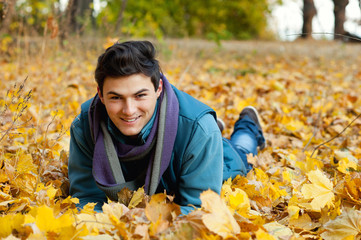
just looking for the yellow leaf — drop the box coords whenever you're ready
[0,198,30,213]
[46,185,58,200]
[81,234,115,240]
[50,109,64,118]
[128,187,145,209]
[255,229,277,240]
[200,190,240,238]
[35,205,73,233]
[269,182,288,201]
[149,214,169,236]
[334,150,359,174]
[263,222,293,239]
[284,118,305,132]
[253,167,269,183]
[15,153,37,175]
[62,196,79,205]
[103,37,118,49]
[0,214,25,238]
[0,170,9,183]
[337,158,358,174]
[296,157,324,173]
[102,202,128,219]
[75,213,98,232]
[228,188,250,215]
[81,202,97,214]
[24,214,36,225]
[145,193,180,223]
[321,208,361,240]
[282,170,292,183]
[289,213,321,230]
[287,205,300,220]
[95,213,114,231]
[221,182,250,216]
[301,169,335,211]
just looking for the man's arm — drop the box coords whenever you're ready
[68,114,107,212]
[178,114,223,214]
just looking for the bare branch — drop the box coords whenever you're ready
[310,112,361,158]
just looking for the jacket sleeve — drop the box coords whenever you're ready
[68,114,107,212]
[178,114,223,214]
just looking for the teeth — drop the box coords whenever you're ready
[122,117,137,122]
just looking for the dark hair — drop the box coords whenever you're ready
[95,41,161,94]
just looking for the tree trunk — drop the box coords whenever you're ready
[67,0,93,34]
[333,0,349,40]
[115,0,128,33]
[301,0,317,38]
[0,0,17,34]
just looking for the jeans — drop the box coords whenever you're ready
[229,115,265,170]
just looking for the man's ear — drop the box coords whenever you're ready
[97,86,104,104]
[156,79,163,98]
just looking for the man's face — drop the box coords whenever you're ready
[98,74,162,137]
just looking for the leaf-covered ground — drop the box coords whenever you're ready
[1,38,361,239]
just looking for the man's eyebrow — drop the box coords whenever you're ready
[106,88,149,96]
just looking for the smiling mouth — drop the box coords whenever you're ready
[121,116,141,123]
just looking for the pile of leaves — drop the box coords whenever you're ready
[1,38,361,239]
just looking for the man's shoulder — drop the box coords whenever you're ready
[71,98,93,137]
[80,97,94,113]
[172,86,216,121]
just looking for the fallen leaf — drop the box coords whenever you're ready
[301,169,335,211]
[200,190,240,238]
[321,208,361,240]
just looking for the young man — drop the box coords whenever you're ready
[68,41,265,214]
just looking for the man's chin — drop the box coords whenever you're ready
[119,128,141,137]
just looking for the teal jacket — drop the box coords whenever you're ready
[68,86,248,214]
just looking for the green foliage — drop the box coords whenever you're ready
[1,0,273,40]
[96,0,272,40]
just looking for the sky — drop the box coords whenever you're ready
[270,0,361,40]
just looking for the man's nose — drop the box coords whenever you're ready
[122,100,136,115]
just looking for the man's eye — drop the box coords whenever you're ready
[136,94,146,98]
[110,96,120,100]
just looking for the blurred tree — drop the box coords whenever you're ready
[1,0,275,41]
[66,0,93,33]
[0,0,17,34]
[96,0,272,40]
[333,0,349,40]
[301,0,316,38]
[115,0,127,33]
[1,0,63,35]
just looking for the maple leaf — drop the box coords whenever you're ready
[2,39,361,239]
[289,213,321,231]
[334,150,359,174]
[200,190,240,238]
[343,177,361,204]
[255,229,277,240]
[102,202,129,219]
[287,205,300,220]
[263,222,294,239]
[34,205,74,233]
[128,187,147,209]
[0,214,24,238]
[321,208,361,240]
[301,169,335,211]
[117,187,133,207]
[145,193,180,222]
[222,182,250,216]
